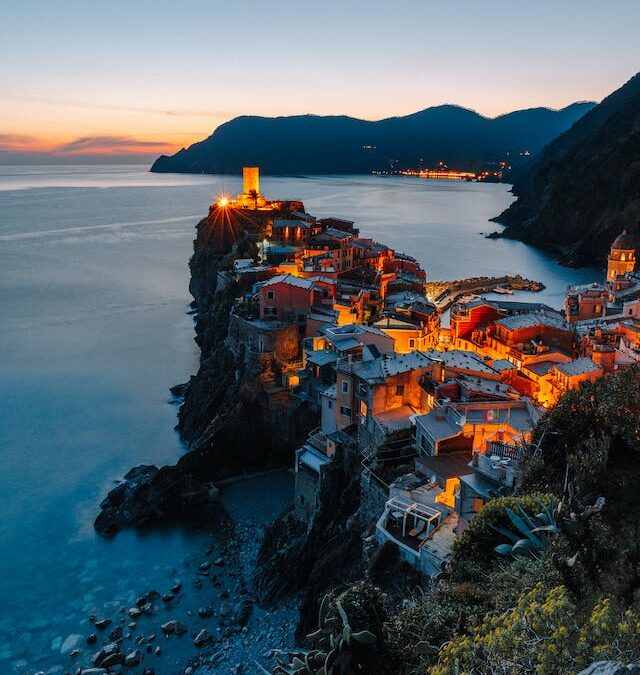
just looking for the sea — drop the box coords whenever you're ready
[0,165,599,674]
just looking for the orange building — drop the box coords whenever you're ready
[607,230,636,281]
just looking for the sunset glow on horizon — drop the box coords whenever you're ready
[2,0,639,163]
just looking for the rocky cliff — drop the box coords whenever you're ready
[95,205,316,536]
[493,72,640,266]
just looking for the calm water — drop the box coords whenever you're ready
[0,166,598,674]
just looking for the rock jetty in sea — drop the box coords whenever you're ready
[94,464,219,537]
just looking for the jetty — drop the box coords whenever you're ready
[425,274,545,311]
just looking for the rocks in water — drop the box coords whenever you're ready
[94,619,111,630]
[171,582,182,594]
[199,561,211,571]
[162,593,173,603]
[124,649,142,666]
[170,382,190,400]
[193,628,211,647]
[80,669,107,675]
[142,602,153,616]
[198,606,213,618]
[175,621,188,636]
[128,606,142,618]
[233,598,253,627]
[213,557,225,567]
[94,464,218,537]
[161,620,177,635]
[86,634,97,645]
[71,649,80,658]
[108,625,123,641]
[92,642,120,667]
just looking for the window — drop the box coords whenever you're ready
[267,291,274,300]
[409,339,416,349]
[395,385,405,396]
[264,307,277,316]
[328,400,333,409]
[340,405,352,418]
[341,380,350,394]
[358,383,367,397]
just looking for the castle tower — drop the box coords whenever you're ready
[607,229,636,281]
[243,167,260,195]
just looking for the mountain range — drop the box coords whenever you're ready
[150,102,595,175]
[493,72,640,267]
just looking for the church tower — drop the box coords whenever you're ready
[607,229,636,281]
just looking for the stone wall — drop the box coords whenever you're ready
[226,314,299,365]
[359,471,389,530]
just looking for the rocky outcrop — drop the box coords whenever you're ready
[253,441,364,638]
[492,71,640,267]
[94,465,219,537]
[95,204,316,536]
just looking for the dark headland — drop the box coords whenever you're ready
[150,102,594,176]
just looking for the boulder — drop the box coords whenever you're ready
[161,620,177,635]
[193,628,211,647]
[92,642,120,666]
[124,649,142,667]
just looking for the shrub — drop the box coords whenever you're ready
[429,583,640,675]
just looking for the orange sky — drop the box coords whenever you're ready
[2,1,638,161]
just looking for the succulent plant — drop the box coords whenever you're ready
[493,498,559,559]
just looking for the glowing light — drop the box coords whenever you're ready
[217,195,229,207]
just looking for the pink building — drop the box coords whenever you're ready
[259,275,314,321]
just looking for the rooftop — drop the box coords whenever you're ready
[490,359,517,372]
[350,351,435,383]
[553,357,602,377]
[306,349,339,367]
[423,349,498,375]
[524,360,558,376]
[416,452,475,479]
[495,311,570,331]
[374,406,417,434]
[415,410,462,442]
[262,274,314,290]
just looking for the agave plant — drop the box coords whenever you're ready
[493,498,559,559]
[256,592,377,675]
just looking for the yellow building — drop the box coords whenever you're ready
[234,166,267,208]
[607,230,636,281]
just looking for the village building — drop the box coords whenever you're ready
[607,229,636,281]
[371,306,440,353]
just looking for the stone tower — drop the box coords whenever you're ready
[243,167,260,195]
[607,229,636,281]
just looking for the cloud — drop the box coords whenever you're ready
[57,135,168,154]
[6,94,235,120]
[0,133,42,152]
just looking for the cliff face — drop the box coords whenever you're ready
[95,206,316,535]
[150,103,594,176]
[253,441,364,639]
[494,72,640,266]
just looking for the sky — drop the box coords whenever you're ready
[1,0,638,164]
